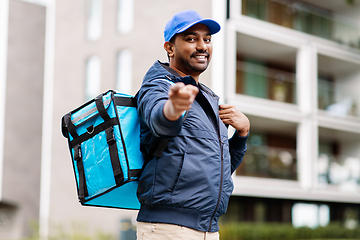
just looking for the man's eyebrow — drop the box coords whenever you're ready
[183,32,212,37]
[184,32,196,36]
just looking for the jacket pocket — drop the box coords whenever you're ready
[170,151,186,194]
[171,135,221,211]
[150,136,187,204]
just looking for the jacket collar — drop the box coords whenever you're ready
[144,60,219,100]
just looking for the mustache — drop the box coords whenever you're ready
[190,51,210,58]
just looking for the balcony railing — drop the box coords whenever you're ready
[241,0,360,49]
[236,145,297,180]
[236,59,297,103]
[318,78,360,118]
[318,153,360,191]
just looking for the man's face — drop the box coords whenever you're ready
[170,24,213,77]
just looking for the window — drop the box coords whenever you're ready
[292,203,330,228]
[318,128,360,191]
[87,0,102,41]
[116,49,132,94]
[85,56,101,100]
[318,54,360,119]
[236,116,298,181]
[235,33,297,104]
[117,0,134,34]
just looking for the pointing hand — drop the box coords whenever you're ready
[163,82,199,121]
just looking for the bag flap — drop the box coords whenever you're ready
[71,91,113,127]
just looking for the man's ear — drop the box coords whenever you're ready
[164,41,174,58]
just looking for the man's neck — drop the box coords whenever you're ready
[169,65,200,83]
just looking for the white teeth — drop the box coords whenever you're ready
[195,56,206,59]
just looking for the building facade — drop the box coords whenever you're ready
[0,0,359,239]
[225,0,360,228]
[0,0,45,239]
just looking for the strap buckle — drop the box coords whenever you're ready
[74,144,82,161]
[106,127,116,145]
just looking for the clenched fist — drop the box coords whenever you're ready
[163,82,199,121]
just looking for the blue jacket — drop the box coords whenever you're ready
[136,61,247,232]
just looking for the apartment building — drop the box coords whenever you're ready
[0,0,45,239]
[0,0,359,239]
[224,0,360,228]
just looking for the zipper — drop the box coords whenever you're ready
[207,100,224,232]
[194,85,224,232]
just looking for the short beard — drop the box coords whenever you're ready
[180,53,210,73]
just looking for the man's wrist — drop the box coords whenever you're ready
[163,100,182,121]
[236,129,249,137]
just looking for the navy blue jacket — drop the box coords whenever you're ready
[136,61,247,232]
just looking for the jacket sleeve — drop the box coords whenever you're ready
[137,79,185,138]
[228,132,248,174]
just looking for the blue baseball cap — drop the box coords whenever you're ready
[164,10,221,42]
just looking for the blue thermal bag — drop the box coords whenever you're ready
[61,90,143,209]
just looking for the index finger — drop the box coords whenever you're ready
[182,84,199,95]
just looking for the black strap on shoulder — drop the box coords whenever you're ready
[114,96,137,107]
[73,144,88,202]
[153,139,169,157]
[142,137,169,172]
[129,169,142,178]
[139,74,188,171]
[105,127,124,185]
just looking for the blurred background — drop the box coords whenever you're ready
[0,0,360,239]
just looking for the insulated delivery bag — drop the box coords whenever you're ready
[61,90,144,210]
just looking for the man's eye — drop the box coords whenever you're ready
[205,38,211,43]
[186,37,196,41]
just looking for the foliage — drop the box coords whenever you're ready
[20,221,116,240]
[219,222,360,240]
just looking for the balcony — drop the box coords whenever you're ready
[236,115,298,181]
[236,59,296,104]
[240,0,360,50]
[318,53,360,120]
[317,127,360,192]
[236,143,297,180]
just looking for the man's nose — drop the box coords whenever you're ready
[196,39,207,52]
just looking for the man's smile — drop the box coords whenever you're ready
[191,52,210,61]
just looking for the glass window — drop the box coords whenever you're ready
[318,127,360,192]
[236,116,298,180]
[236,58,296,103]
[85,56,101,100]
[235,33,297,104]
[117,0,134,34]
[318,54,360,119]
[116,49,132,94]
[87,0,102,41]
[344,206,360,229]
[292,203,330,228]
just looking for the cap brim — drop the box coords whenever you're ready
[169,19,221,41]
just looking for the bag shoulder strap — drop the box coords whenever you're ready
[139,74,182,170]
